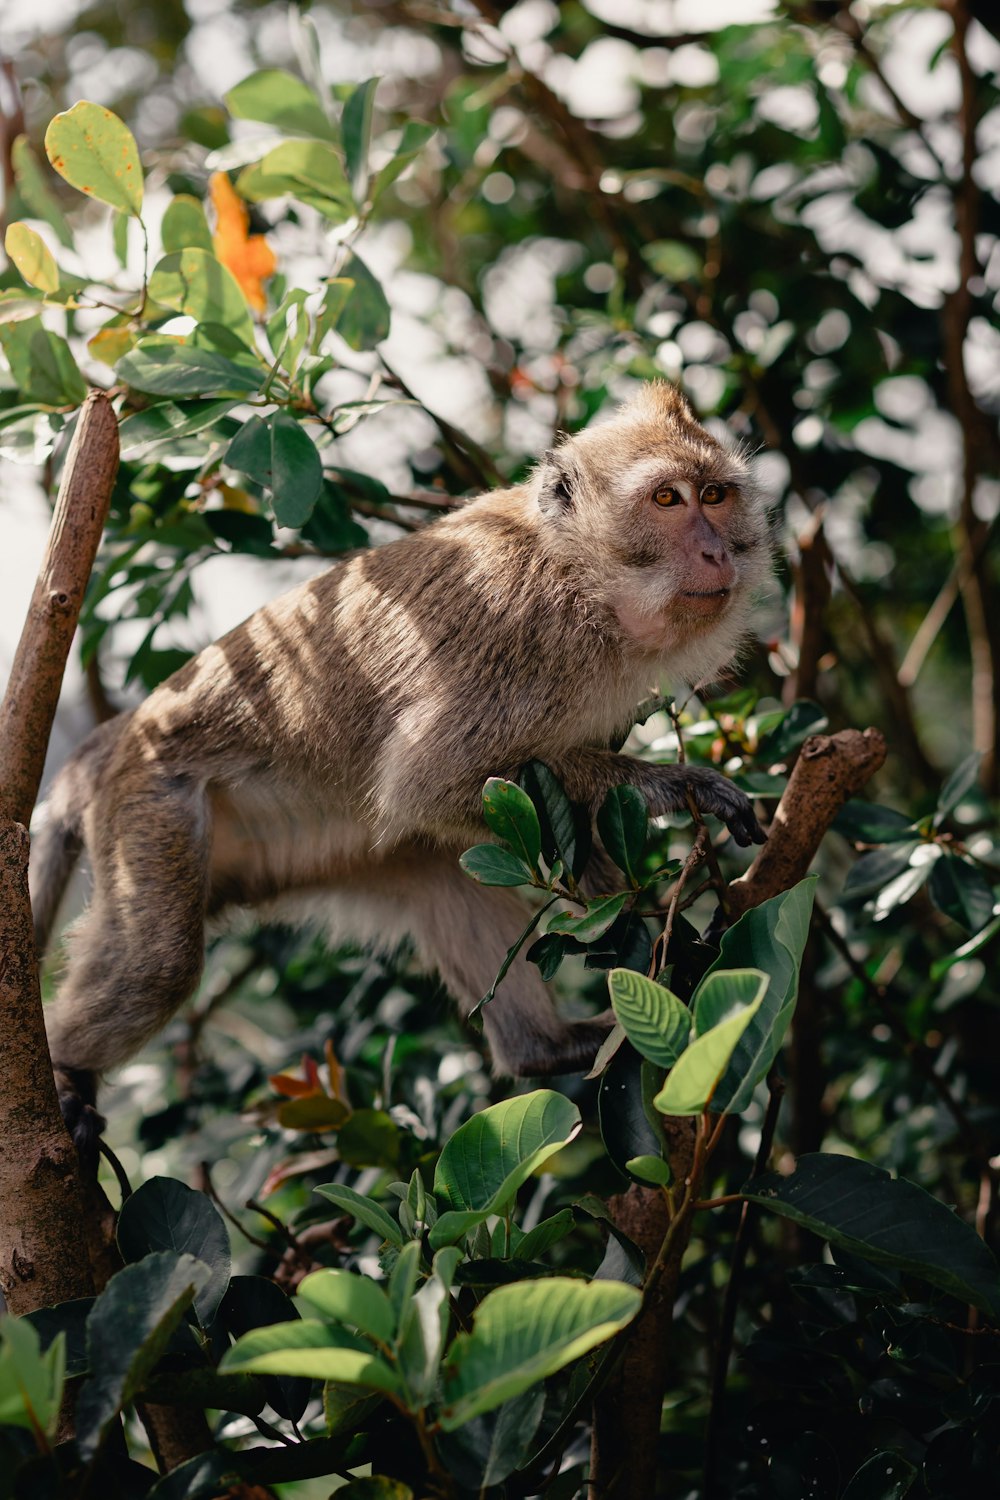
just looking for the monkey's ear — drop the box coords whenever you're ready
[537,449,575,518]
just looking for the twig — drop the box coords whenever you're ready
[650,826,708,977]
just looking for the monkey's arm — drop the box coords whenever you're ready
[544,749,766,847]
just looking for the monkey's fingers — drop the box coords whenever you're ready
[685,771,766,848]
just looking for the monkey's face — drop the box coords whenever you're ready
[536,382,772,673]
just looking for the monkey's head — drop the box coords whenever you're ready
[534,382,773,684]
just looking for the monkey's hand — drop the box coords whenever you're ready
[54,1066,105,1173]
[666,765,766,848]
[539,750,766,849]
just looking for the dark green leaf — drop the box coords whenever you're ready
[757,699,829,761]
[936,752,982,820]
[326,253,390,350]
[548,893,628,942]
[0,317,87,406]
[459,844,534,887]
[117,1178,231,1327]
[843,843,923,901]
[596,785,648,884]
[481,778,542,869]
[117,341,261,396]
[520,760,590,879]
[269,412,324,526]
[342,77,379,201]
[76,1253,212,1459]
[841,1451,917,1500]
[928,855,995,932]
[598,1046,664,1179]
[220,1275,308,1423]
[746,1154,1000,1317]
[833,801,917,844]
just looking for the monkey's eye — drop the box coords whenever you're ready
[653,485,681,507]
[701,483,726,505]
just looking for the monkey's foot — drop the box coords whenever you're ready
[682,767,767,848]
[53,1066,105,1172]
[501,1014,616,1077]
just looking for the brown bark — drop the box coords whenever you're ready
[0,390,119,825]
[727,727,888,918]
[0,393,119,1314]
[591,727,888,1495]
[0,822,94,1311]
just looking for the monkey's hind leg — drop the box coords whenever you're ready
[378,854,613,1076]
[44,771,211,1162]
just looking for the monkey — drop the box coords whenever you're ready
[30,382,771,1154]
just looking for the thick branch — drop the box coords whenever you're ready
[728,728,888,917]
[0,390,119,825]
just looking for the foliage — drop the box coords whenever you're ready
[2,1,1000,1496]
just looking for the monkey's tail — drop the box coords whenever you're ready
[30,715,130,955]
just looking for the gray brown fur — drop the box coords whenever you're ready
[33,383,772,1143]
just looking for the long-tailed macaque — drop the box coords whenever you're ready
[31,383,771,1151]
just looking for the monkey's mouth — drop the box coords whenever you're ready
[683,588,731,614]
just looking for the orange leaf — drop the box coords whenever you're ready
[209,171,276,313]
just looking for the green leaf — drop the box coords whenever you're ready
[757,699,828,760]
[148,248,255,346]
[0,317,88,406]
[117,1177,231,1327]
[548,893,628,942]
[653,983,766,1116]
[371,121,436,203]
[705,879,815,1113]
[608,968,691,1068]
[439,1278,640,1429]
[76,1252,212,1459]
[119,398,240,459]
[296,1268,395,1345]
[337,1482,413,1500]
[642,239,702,281]
[512,1208,575,1262]
[833,801,916,844]
[327,253,390,350]
[314,1183,403,1246]
[459,844,534,887]
[520,760,589,879]
[599,1047,665,1180]
[929,910,1000,980]
[596,785,648,884]
[430,1091,581,1248]
[692,967,770,1032]
[220,1275,309,1424]
[746,1154,1000,1318]
[936,751,982,820]
[237,140,351,216]
[843,842,923,901]
[161,194,213,252]
[271,413,324,526]
[481,778,542,870]
[220,1318,401,1393]
[23,1297,93,1378]
[0,1318,65,1438]
[0,289,44,325]
[928,854,995,933]
[11,134,73,246]
[45,100,144,215]
[841,1451,917,1500]
[395,1247,456,1406]
[625,1154,672,1186]
[117,340,261,396]
[343,77,379,202]
[5,222,59,293]
[225,69,335,140]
